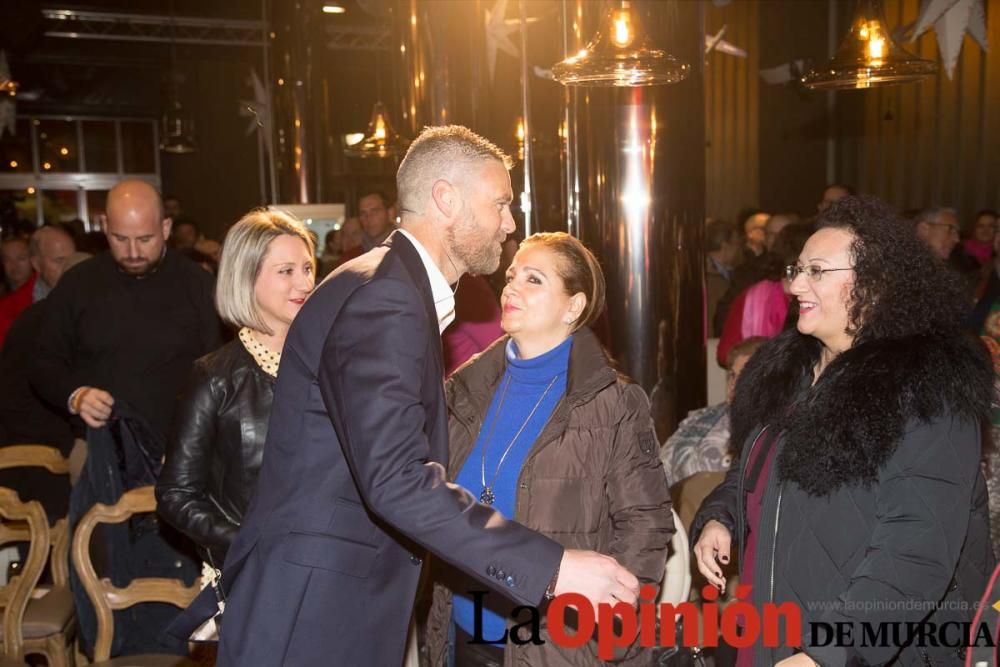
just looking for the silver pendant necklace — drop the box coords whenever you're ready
[479,373,559,506]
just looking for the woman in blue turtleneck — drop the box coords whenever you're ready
[424,232,674,667]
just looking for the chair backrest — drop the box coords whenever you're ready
[0,488,49,660]
[0,445,72,588]
[658,508,692,607]
[0,445,70,476]
[71,485,201,661]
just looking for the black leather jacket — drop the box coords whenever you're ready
[156,339,274,565]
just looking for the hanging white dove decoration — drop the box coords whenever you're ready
[238,69,272,155]
[909,0,988,79]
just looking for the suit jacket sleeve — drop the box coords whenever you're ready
[318,275,563,607]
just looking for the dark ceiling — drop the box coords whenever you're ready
[0,0,388,116]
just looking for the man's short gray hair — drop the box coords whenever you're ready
[914,207,957,227]
[396,125,513,214]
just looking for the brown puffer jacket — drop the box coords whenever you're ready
[423,328,674,666]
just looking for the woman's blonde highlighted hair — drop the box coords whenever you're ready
[520,232,605,331]
[216,209,316,334]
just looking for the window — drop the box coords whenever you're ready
[0,115,160,228]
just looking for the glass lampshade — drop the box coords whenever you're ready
[343,101,408,158]
[802,0,937,90]
[552,1,689,87]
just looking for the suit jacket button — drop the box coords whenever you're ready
[505,575,515,587]
[487,565,497,576]
[410,555,422,566]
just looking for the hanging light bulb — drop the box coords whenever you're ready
[344,101,408,158]
[160,98,198,154]
[552,0,688,87]
[802,0,936,90]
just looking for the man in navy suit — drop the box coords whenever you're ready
[189,126,640,665]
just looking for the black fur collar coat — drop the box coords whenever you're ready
[730,329,994,496]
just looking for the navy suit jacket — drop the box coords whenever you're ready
[194,233,563,666]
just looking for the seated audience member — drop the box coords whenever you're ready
[742,211,770,257]
[334,216,364,269]
[692,196,994,666]
[158,210,316,567]
[1,233,32,294]
[713,217,803,337]
[705,219,742,337]
[425,232,672,666]
[716,222,813,366]
[442,274,503,375]
[964,209,998,267]
[661,337,766,486]
[0,249,90,522]
[762,212,800,253]
[914,206,961,261]
[318,228,340,278]
[357,188,397,251]
[816,183,852,213]
[0,225,76,347]
[171,216,200,249]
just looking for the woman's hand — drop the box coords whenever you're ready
[775,652,818,667]
[693,519,731,591]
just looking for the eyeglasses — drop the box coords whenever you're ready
[925,222,960,236]
[785,264,853,282]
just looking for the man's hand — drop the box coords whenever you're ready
[553,549,640,612]
[693,519,731,592]
[75,387,114,428]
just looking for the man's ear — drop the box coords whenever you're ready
[161,217,173,241]
[430,179,459,225]
[30,255,41,274]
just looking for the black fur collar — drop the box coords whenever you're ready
[730,330,994,496]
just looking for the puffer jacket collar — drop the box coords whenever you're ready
[447,326,617,431]
[731,329,994,496]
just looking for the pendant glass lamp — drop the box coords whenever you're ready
[552,0,689,87]
[344,101,408,158]
[802,0,936,90]
[160,97,198,154]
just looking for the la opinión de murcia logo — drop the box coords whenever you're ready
[463,585,1000,659]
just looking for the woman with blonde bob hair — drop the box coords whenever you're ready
[424,232,674,666]
[157,209,315,566]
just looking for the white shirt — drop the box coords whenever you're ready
[394,229,456,333]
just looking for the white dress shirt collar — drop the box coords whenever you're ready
[394,228,456,333]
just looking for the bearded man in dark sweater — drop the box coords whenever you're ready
[30,180,222,657]
[32,180,222,440]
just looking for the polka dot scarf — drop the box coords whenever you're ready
[239,327,280,378]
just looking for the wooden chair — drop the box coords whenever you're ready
[71,486,201,667]
[0,487,50,665]
[0,445,76,667]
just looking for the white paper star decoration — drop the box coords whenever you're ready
[910,0,988,79]
[485,0,521,82]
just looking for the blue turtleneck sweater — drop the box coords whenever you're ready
[452,334,572,643]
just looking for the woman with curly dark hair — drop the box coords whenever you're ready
[692,196,996,666]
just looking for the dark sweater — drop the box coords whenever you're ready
[31,249,223,438]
